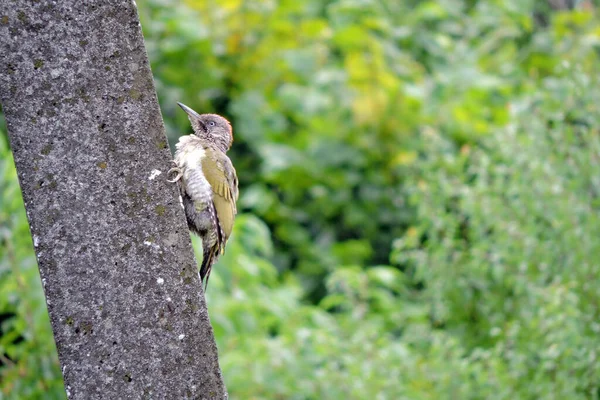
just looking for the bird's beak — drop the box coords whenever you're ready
[177,102,206,133]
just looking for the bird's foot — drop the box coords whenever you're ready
[167,162,182,183]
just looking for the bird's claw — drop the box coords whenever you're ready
[167,166,183,183]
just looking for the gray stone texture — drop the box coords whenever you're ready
[0,1,227,398]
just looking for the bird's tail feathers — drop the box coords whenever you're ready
[201,201,225,291]
[200,245,219,290]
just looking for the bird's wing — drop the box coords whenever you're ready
[201,148,238,242]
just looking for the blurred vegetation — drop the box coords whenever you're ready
[2,0,600,398]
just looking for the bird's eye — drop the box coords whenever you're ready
[209,121,216,127]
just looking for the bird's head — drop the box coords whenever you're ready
[177,102,233,152]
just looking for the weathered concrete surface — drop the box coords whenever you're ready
[0,1,227,398]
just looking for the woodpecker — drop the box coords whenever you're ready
[168,102,238,290]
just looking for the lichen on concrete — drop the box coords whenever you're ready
[0,1,228,399]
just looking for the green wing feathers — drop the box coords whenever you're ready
[201,148,238,242]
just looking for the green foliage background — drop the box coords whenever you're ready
[2,0,600,398]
